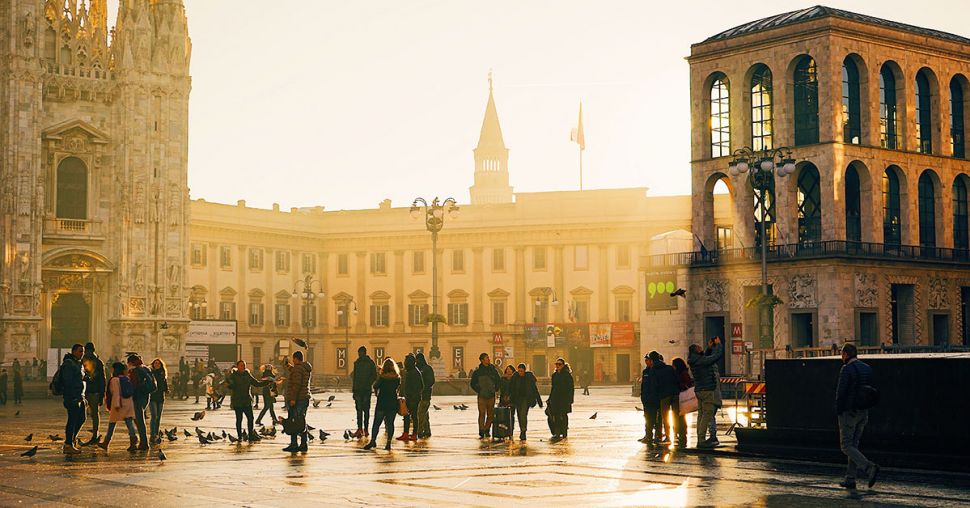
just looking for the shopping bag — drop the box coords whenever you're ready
[678,387,698,415]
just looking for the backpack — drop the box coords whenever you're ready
[853,362,880,410]
[50,365,65,396]
[135,367,157,397]
[119,376,135,399]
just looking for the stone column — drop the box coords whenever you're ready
[393,250,405,333]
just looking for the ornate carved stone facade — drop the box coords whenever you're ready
[0,1,191,365]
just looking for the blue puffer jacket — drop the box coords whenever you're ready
[60,354,85,402]
[688,343,723,392]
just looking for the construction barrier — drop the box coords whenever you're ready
[743,381,767,428]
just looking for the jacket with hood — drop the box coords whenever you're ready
[547,365,574,414]
[652,359,680,400]
[373,372,401,413]
[402,356,424,400]
[509,371,541,408]
[470,362,501,399]
[227,368,270,408]
[351,355,378,393]
[285,361,313,401]
[415,353,435,400]
[60,354,85,402]
[688,343,723,392]
[82,351,106,395]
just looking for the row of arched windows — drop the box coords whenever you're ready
[709,56,970,158]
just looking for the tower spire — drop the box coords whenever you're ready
[470,72,513,205]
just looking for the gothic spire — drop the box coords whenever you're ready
[476,71,507,152]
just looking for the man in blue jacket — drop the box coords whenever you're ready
[836,343,880,489]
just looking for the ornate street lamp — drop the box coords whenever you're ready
[410,197,460,361]
[336,298,358,372]
[728,146,797,349]
[292,274,325,360]
[533,287,559,323]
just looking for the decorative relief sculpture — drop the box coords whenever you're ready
[133,180,146,223]
[23,12,36,48]
[17,166,32,217]
[927,278,949,310]
[704,279,728,312]
[788,273,817,309]
[169,185,180,226]
[129,297,145,314]
[133,258,145,294]
[166,258,181,293]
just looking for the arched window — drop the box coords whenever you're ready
[918,172,937,248]
[797,165,822,244]
[750,65,772,151]
[952,78,966,158]
[880,65,900,149]
[753,178,776,248]
[793,56,819,145]
[883,169,901,246]
[842,58,862,144]
[710,74,730,157]
[915,70,933,154]
[56,157,87,220]
[953,177,969,251]
[845,166,862,242]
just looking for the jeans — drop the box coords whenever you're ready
[63,398,86,446]
[235,406,255,438]
[370,407,396,445]
[417,399,431,437]
[643,405,660,442]
[695,390,716,445]
[133,396,149,445]
[477,396,495,435]
[86,393,103,438]
[257,399,277,424]
[354,390,372,431]
[839,410,872,480]
[288,400,309,447]
[656,397,672,442]
[514,401,530,435]
[671,398,687,446]
[148,398,164,442]
[105,418,136,443]
[403,396,420,435]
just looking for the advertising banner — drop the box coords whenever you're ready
[524,325,544,346]
[644,270,679,311]
[564,324,588,347]
[589,323,612,348]
[611,322,636,348]
[185,320,238,370]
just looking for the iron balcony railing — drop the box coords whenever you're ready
[648,240,970,268]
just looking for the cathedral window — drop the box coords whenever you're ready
[56,157,87,220]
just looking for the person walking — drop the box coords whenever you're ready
[470,353,501,439]
[179,357,190,399]
[148,358,169,445]
[546,358,574,440]
[59,344,87,454]
[283,351,312,453]
[688,337,722,448]
[671,357,693,449]
[351,346,378,438]
[415,352,435,439]
[127,354,155,451]
[255,365,279,426]
[397,354,424,442]
[499,365,515,407]
[97,362,138,452]
[509,363,542,441]
[0,368,8,405]
[650,351,679,447]
[580,368,592,396]
[364,358,401,451]
[227,360,271,442]
[13,368,23,405]
[836,343,880,490]
[81,342,106,446]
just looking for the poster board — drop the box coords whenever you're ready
[185,320,238,370]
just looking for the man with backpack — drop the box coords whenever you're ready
[470,353,501,439]
[127,354,156,451]
[836,343,880,490]
[54,344,87,454]
[81,342,106,446]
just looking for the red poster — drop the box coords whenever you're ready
[611,322,636,348]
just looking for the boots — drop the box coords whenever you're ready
[97,438,110,451]
[81,434,101,447]
[127,437,138,452]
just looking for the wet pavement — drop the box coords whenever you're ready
[0,387,968,507]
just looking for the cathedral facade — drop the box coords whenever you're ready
[0,0,192,364]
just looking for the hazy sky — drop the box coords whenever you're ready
[108,1,969,210]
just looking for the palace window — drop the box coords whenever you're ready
[574,246,589,270]
[301,253,315,274]
[883,169,902,246]
[219,246,232,268]
[492,300,506,325]
[219,301,235,321]
[845,166,862,242]
[753,178,776,248]
[750,65,773,151]
[275,251,290,272]
[452,250,464,273]
[533,247,547,270]
[797,164,822,244]
[248,302,264,326]
[842,58,862,144]
[191,243,207,266]
[710,73,731,157]
[616,245,631,268]
[615,297,632,322]
[918,172,937,248]
[447,302,468,326]
[954,178,969,251]
[370,252,386,275]
[408,303,429,326]
[916,70,933,154]
[880,65,900,149]
[275,302,291,327]
[413,251,425,274]
[56,157,87,220]
[793,56,819,146]
[370,302,390,328]
[492,248,505,271]
[337,254,349,276]
[248,248,264,271]
[300,303,317,328]
[951,78,966,158]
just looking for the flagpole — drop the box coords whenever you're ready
[579,144,583,191]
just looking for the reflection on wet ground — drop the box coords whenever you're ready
[0,387,968,507]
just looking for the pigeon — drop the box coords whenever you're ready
[21,446,38,458]
[222,430,228,438]
[635,406,643,412]
[15,410,20,416]
[326,402,332,408]
[24,433,33,442]
[241,430,248,441]
[197,435,210,445]
[327,395,336,402]
[195,427,204,436]
[228,434,238,443]
[293,338,308,349]
[158,449,167,461]
[670,288,687,298]
[49,434,63,442]
[312,400,321,408]
[433,405,441,411]
[319,430,327,441]
[306,424,315,431]
[183,430,192,438]
[307,433,314,442]
[319,430,330,438]
[191,411,206,421]
[458,404,469,410]
[343,430,351,440]
[589,412,598,420]
[453,405,460,410]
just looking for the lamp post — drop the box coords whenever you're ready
[410,197,460,361]
[728,146,797,349]
[336,298,358,373]
[532,287,559,323]
[188,297,207,320]
[292,274,325,361]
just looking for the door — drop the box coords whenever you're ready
[930,313,950,346]
[616,354,631,384]
[703,315,727,376]
[791,312,815,347]
[51,293,90,349]
[569,346,593,382]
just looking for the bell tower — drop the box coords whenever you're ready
[469,73,513,205]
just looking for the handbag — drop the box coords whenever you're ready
[281,413,306,435]
[678,387,699,415]
[397,397,409,417]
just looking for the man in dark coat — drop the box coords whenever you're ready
[81,342,106,446]
[0,368,7,405]
[283,351,312,453]
[415,352,436,439]
[60,344,86,454]
[836,343,880,490]
[470,353,501,439]
[546,358,574,440]
[649,351,679,446]
[639,353,658,444]
[509,363,542,441]
[352,346,378,438]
